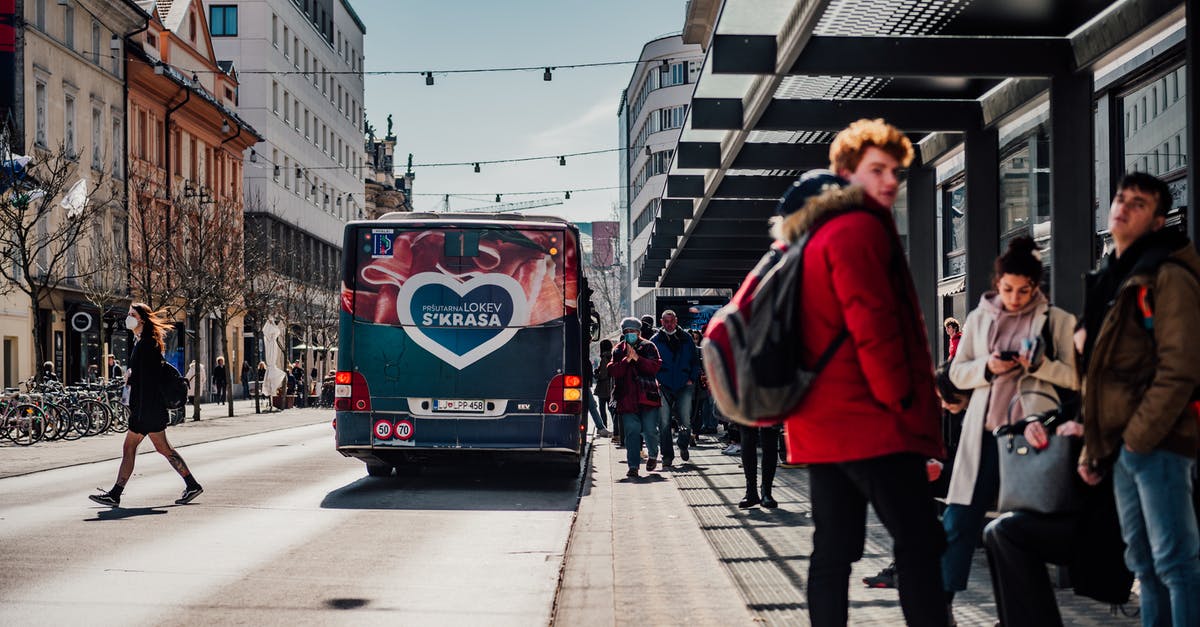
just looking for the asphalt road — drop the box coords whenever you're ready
[0,421,582,626]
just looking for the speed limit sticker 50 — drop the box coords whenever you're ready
[373,420,393,440]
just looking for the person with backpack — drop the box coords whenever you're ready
[651,310,700,468]
[771,120,947,627]
[1076,172,1200,627]
[89,303,203,507]
[942,236,1079,621]
[608,317,663,479]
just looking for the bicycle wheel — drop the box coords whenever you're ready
[108,402,129,433]
[39,405,63,441]
[9,404,44,446]
[79,400,112,436]
[53,403,87,441]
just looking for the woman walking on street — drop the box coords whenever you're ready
[89,303,203,507]
[942,237,1078,620]
[739,425,779,509]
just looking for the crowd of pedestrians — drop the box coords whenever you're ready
[598,119,1199,626]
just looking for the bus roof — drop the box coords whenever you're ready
[359,213,580,232]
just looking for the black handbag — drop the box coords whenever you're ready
[994,390,1082,515]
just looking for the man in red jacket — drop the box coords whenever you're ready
[773,119,946,626]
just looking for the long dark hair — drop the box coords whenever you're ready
[993,236,1043,287]
[131,302,166,354]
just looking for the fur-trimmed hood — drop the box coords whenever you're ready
[770,185,867,244]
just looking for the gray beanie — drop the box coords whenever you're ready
[620,317,641,331]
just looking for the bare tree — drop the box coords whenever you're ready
[173,189,237,421]
[0,140,111,372]
[125,162,177,312]
[75,205,130,382]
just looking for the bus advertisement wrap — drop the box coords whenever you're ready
[335,217,588,476]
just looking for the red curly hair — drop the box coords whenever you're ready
[828,118,914,174]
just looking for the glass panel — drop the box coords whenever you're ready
[999,127,1050,256]
[1122,65,1187,178]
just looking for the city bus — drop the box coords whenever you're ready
[333,213,597,478]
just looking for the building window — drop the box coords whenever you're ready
[111,36,121,75]
[272,81,279,114]
[293,37,299,68]
[1121,63,1187,179]
[189,13,196,41]
[64,2,74,49]
[35,0,45,30]
[35,82,47,147]
[111,117,123,179]
[282,92,289,123]
[209,6,238,37]
[91,106,102,166]
[272,14,278,47]
[137,109,147,159]
[91,21,100,64]
[64,94,76,158]
[283,26,289,57]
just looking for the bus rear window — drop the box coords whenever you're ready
[350,227,574,328]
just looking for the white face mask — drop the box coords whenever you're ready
[125,314,139,330]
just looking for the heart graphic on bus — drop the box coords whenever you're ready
[396,272,530,370]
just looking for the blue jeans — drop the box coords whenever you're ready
[586,389,605,431]
[657,384,694,463]
[942,430,1000,594]
[621,409,659,471]
[1114,447,1200,627]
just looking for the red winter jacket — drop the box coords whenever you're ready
[607,339,662,414]
[774,186,944,464]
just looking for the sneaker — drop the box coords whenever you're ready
[723,443,742,455]
[739,494,760,509]
[681,447,690,462]
[761,494,778,509]
[863,563,897,588]
[175,485,204,505]
[646,458,657,471]
[89,490,120,507]
[626,468,639,479]
[662,460,673,470]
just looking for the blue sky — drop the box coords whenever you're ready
[356,1,686,223]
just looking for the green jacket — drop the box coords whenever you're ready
[1081,232,1200,467]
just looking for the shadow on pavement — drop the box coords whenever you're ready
[84,506,172,521]
[320,462,580,512]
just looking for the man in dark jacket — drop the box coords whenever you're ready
[1078,172,1200,626]
[650,310,700,467]
[776,120,947,627]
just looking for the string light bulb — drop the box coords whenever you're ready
[558,156,565,166]
[565,191,571,200]
[221,119,230,134]
[645,145,651,156]
[424,72,434,86]
[543,67,553,81]
[495,194,501,203]
[660,59,669,74]
[473,162,480,173]
[250,149,257,163]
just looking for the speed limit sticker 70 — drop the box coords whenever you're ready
[373,420,393,440]
[394,419,414,441]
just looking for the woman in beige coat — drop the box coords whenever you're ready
[942,236,1080,618]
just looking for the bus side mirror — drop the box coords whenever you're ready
[588,309,600,343]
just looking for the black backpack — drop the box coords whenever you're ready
[160,359,188,410]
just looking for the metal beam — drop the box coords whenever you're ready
[654,219,685,236]
[906,164,940,358]
[651,234,677,249]
[702,199,779,220]
[667,175,706,198]
[751,99,982,133]
[691,98,743,130]
[678,239,771,251]
[1050,71,1095,314]
[965,127,1000,305]
[734,142,830,170]
[690,220,771,238]
[712,34,777,74]
[661,198,694,220]
[784,36,1072,78]
[1071,0,1183,70]
[677,142,722,169]
[713,175,796,199]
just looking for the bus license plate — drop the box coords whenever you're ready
[433,399,485,413]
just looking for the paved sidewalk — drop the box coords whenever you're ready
[560,432,1140,626]
[0,400,331,478]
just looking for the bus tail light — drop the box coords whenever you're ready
[334,371,371,412]
[544,374,584,414]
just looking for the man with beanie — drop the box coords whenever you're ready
[774,119,947,626]
[651,309,700,468]
[639,314,656,341]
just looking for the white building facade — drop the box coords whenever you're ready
[619,35,705,318]
[204,0,365,269]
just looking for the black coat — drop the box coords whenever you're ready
[129,338,168,425]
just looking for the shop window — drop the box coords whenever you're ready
[941,182,967,277]
[999,121,1051,258]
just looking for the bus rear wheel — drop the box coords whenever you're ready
[365,463,393,477]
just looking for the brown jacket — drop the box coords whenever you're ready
[1081,233,1200,467]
